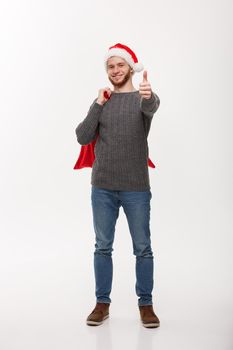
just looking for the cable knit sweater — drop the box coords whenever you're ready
[75,90,160,191]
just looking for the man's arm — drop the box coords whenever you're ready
[140,91,160,119]
[75,98,103,145]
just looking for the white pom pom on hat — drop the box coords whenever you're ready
[104,43,144,73]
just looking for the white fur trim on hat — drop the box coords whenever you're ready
[133,62,144,72]
[104,48,144,73]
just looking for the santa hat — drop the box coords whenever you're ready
[104,43,144,73]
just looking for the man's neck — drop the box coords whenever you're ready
[113,82,137,93]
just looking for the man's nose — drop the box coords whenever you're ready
[113,67,120,74]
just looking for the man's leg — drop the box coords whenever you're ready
[91,186,120,304]
[120,190,154,306]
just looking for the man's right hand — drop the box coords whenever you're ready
[96,87,112,105]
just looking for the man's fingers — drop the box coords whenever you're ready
[139,84,151,89]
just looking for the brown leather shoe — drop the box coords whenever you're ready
[139,305,160,328]
[86,303,110,326]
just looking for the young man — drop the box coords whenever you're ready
[75,43,160,328]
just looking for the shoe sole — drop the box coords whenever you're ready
[86,314,109,326]
[142,322,160,328]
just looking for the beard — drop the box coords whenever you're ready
[108,67,132,88]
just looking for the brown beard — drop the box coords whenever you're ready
[108,67,132,88]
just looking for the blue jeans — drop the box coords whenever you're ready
[91,185,154,306]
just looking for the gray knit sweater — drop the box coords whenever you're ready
[75,90,160,191]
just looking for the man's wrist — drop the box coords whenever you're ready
[96,100,104,106]
[142,92,154,102]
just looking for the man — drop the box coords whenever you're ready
[75,43,160,328]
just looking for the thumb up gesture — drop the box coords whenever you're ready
[139,70,152,99]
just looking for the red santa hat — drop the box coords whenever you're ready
[104,43,144,73]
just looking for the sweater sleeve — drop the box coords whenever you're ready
[75,98,103,145]
[140,91,160,119]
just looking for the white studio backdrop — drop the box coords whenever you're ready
[0,0,233,349]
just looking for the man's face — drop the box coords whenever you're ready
[107,56,133,88]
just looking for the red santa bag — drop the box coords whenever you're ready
[73,134,156,170]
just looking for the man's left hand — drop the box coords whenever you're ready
[139,70,152,99]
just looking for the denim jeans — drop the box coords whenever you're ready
[91,185,154,306]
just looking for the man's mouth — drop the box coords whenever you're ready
[113,75,123,79]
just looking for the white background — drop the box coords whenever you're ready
[0,0,233,349]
